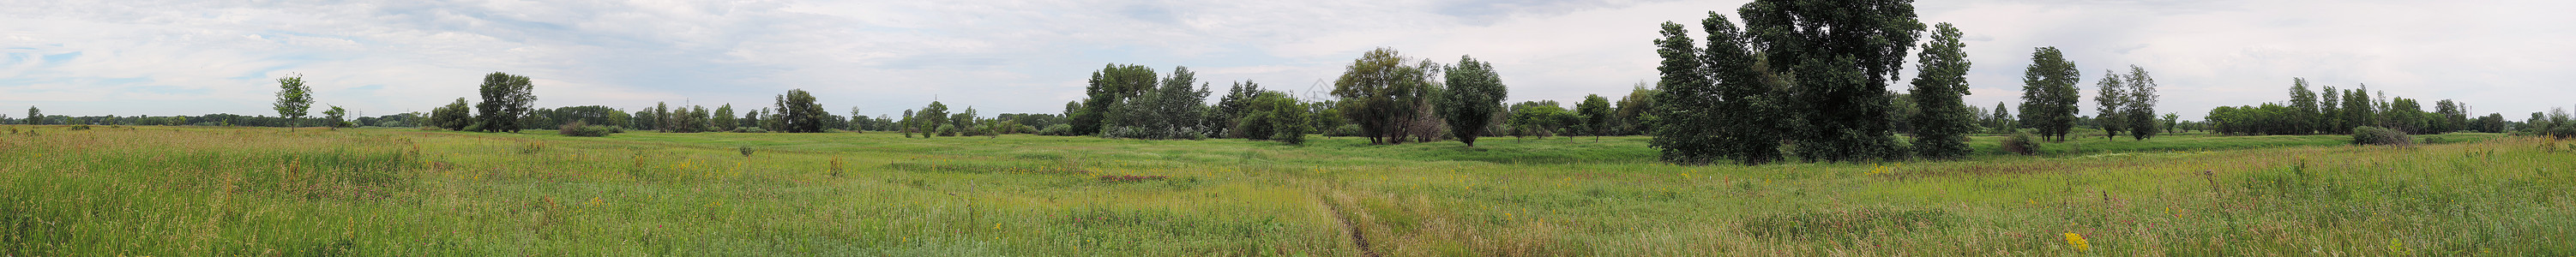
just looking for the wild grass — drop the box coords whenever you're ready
[3,125,2571,255]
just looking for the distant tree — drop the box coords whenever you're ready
[2320,86,2343,134]
[1439,55,1508,146]
[1510,101,1573,139]
[774,88,827,133]
[1108,67,1213,139]
[2386,97,2428,134]
[274,75,313,129]
[25,106,40,125]
[1743,0,1923,163]
[900,109,917,137]
[1212,81,1262,138]
[474,72,537,133]
[917,102,950,137]
[1646,21,1722,164]
[1989,102,2015,134]
[1907,22,1977,159]
[847,107,865,131]
[714,104,737,132]
[2432,99,2465,134]
[1263,94,1313,145]
[2287,78,2320,134]
[1073,64,1158,135]
[2341,86,2374,134]
[1612,82,1658,134]
[1576,94,1613,138]
[430,98,473,130]
[2122,66,2161,140]
[323,105,349,128]
[2161,113,2180,134]
[2019,48,2082,141]
[1331,48,1440,145]
[2094,70,2128,139]
[653,102,673,132]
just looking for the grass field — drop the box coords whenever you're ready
[3,125,2572,255]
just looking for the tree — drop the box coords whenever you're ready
[430,98,473,131]
[2020,47,2082,142]
[1439,55,1508,146]
[2287,78,2320,134]
[1742,0,1923,163]
[2320,86,2342,134]
[1331,47,1440,145]
[25,106,40,125]
[2386,97,2427,134]
[1989,102,2015,134]
[774,89,828,133]
[2432,99,2465,134]
[900,109,917,137]
[274,75,313,129]
[1213,81,1261,138]
[1510,101,1573,139]
[1575,94,1613,138]
[1612,82,1658,134]
[917,101,950,137]
[714,104,737,132]
[2122,65,2160,140]
[1073,64,1158,135]
[2343,85,2374,133]
[474,72,537,133]
[1907,22,1976,159]
[1646,21,1722,164]
[2094,70,2128,139]
[323,105,349,128]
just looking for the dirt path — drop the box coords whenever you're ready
[1319,192,1381,257]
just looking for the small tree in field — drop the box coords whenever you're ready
[475,72,537,133]
[1439,55,1508,146]
[274,75,313,130]
[323,105,349,128]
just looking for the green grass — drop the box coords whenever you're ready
[3,125,2572,255]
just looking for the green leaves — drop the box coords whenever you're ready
[274,75,312,123]
[1908,23,1976,160]
[474,72,536,133]
[2020,47,2081,141]
[1440,55,1507,146]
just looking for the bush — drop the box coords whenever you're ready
[69,125,92,130]
[1326,124,1363,137]
[2352,126,2412,146]
[936,124,959,136]
[1038,124,1074,135]
[558,122,614,137]
[2000,131,2039,155]
[737,127,769,133]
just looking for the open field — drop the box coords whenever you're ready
[3,125,2573,255]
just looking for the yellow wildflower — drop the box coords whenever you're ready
[2064,233,2090,251]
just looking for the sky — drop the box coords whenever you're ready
[4,0,2573,121]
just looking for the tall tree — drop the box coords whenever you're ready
[1907,22,1976,159]
[713,104,737,132]
[1612,82,1658,134]
[274,75,313,129]
[1331,47,1439,145]
[1213,81,1262,138]
[1575,94,1613,138]
[918,101,950,136]
[774,88,827,133]
[2341,86,2374,134]
[2286,78,2319,134]
[1439,55,1508,146]
[474,72,537,133]
[1742,0,1923,163]
[1073,64,1157,135]
[1646,21,1725,164]
[430,98,473,131]
[2432,99,2464,134]
[2019,47,2082,141]
[2094,71,2128,139]
[2122,65,2160,140]
[1991,102,2015,134]
[26,106,40,125]
[2320,86,2342,134]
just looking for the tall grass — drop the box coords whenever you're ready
[3,125,2571,255]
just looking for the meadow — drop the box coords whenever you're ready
[3,125,2571,255]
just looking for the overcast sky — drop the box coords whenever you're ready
[5,0,2572,121]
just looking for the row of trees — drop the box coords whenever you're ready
[1647,2,1974,165]
[2206,80,2502,135]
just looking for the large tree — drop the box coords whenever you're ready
[2019,47,2082,141]
[26,106,40,125]
[274,75,313,129]
[1990,102,2015,134]
[1072,64,1158,135]
[2341,86,2374,134]
[1439,55,1508,146]
[1907,22,1976,159]
[714,104,737,132]
[2320,86,2342,134]
[1331,47,1440,145]
[474,72,537,133]
[322,105,348,128]
[2287,78,2320,134]
[1646,21,1724,164]
[1741,0,1924,163]
[2095,70,2128,139]
[430,98,473,131]
[774,88,827,133]
[1575,94,1613,138]
[2122,65,2160,140]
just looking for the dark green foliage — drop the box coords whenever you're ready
[1907,23,1975,160]
[474,72,537,133]
[1988,103,2015,134]
[274,75,313,128]
[916,102,949,137]
[1105,67,1212,140]
[2385,98,2428,134]
[1648,12,1794,165]
[430,98,473,131]
[773,89,828,133]
[2122,66,2160,140]
[2320,86,2343,134]
[558,121,614,137]
[2285,78,2320,134]
[22,106,39,125]
[1331,48,1440,145]
[2019,47,2082,141]
[1739,0,1923,163]
[2095,71,2128,139]
[1211,81,1260,138]
[1440,56,1508,146]
[1248,93,1311,145]
[2351,126,2411,146]
[1575,94,1612,137]
[1647,21,1721,164]
[2339,86,2374,134]
[1038,124,1074,136]
[1509,101,1574,139]
[1611,83,1658,135]
[322,105,348,128]
[2000,131,2039,155]
[2431,99,2465,134]
[937,124,958,137]
[1073,64,1157,135]
[713,105,737,132]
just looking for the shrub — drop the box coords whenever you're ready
[936,124,959,136]
[69,125,92,130]
[2352,126,2411,146]
[1326,124,1363,137]
[558,122,613,137]
[737,127,768,133]
[738,146,754,157]
[2000,131,2039,155]
[1038,124,1073,135]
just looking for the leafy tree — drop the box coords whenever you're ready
[1331,48,1440,145]
[2320,86,2342,134]
[1612,82,1658,134]
[2094,71,2128,139]
[474,72,537,133]
[274,75,313,129]
[1212,81,1262,138]
[1742,0,1923,163]
[1646,21,1721,164]
[1576,94,1613,138]
[917,101,949,137]
[2386,97,2427,134]
[1264,94,1313,145]
[2287,78,2320,134]
[2122,65,2160,140]
[1907,22,1976,159]
[1108,67,1213,139]
[1510,101,1574,139]
[26,106,40,125]
[1989,102,2015,134]
[323,105,349,128]
[714,104,737,132]
[2019,47,2082,141]
[2341,86,2374,134]
[2432,99,2465,134]
[900,109,917,137]
[774,88,828,133]
[430,98,473,130]
[1073,64,1158,135]
[1439,56,1508,146]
